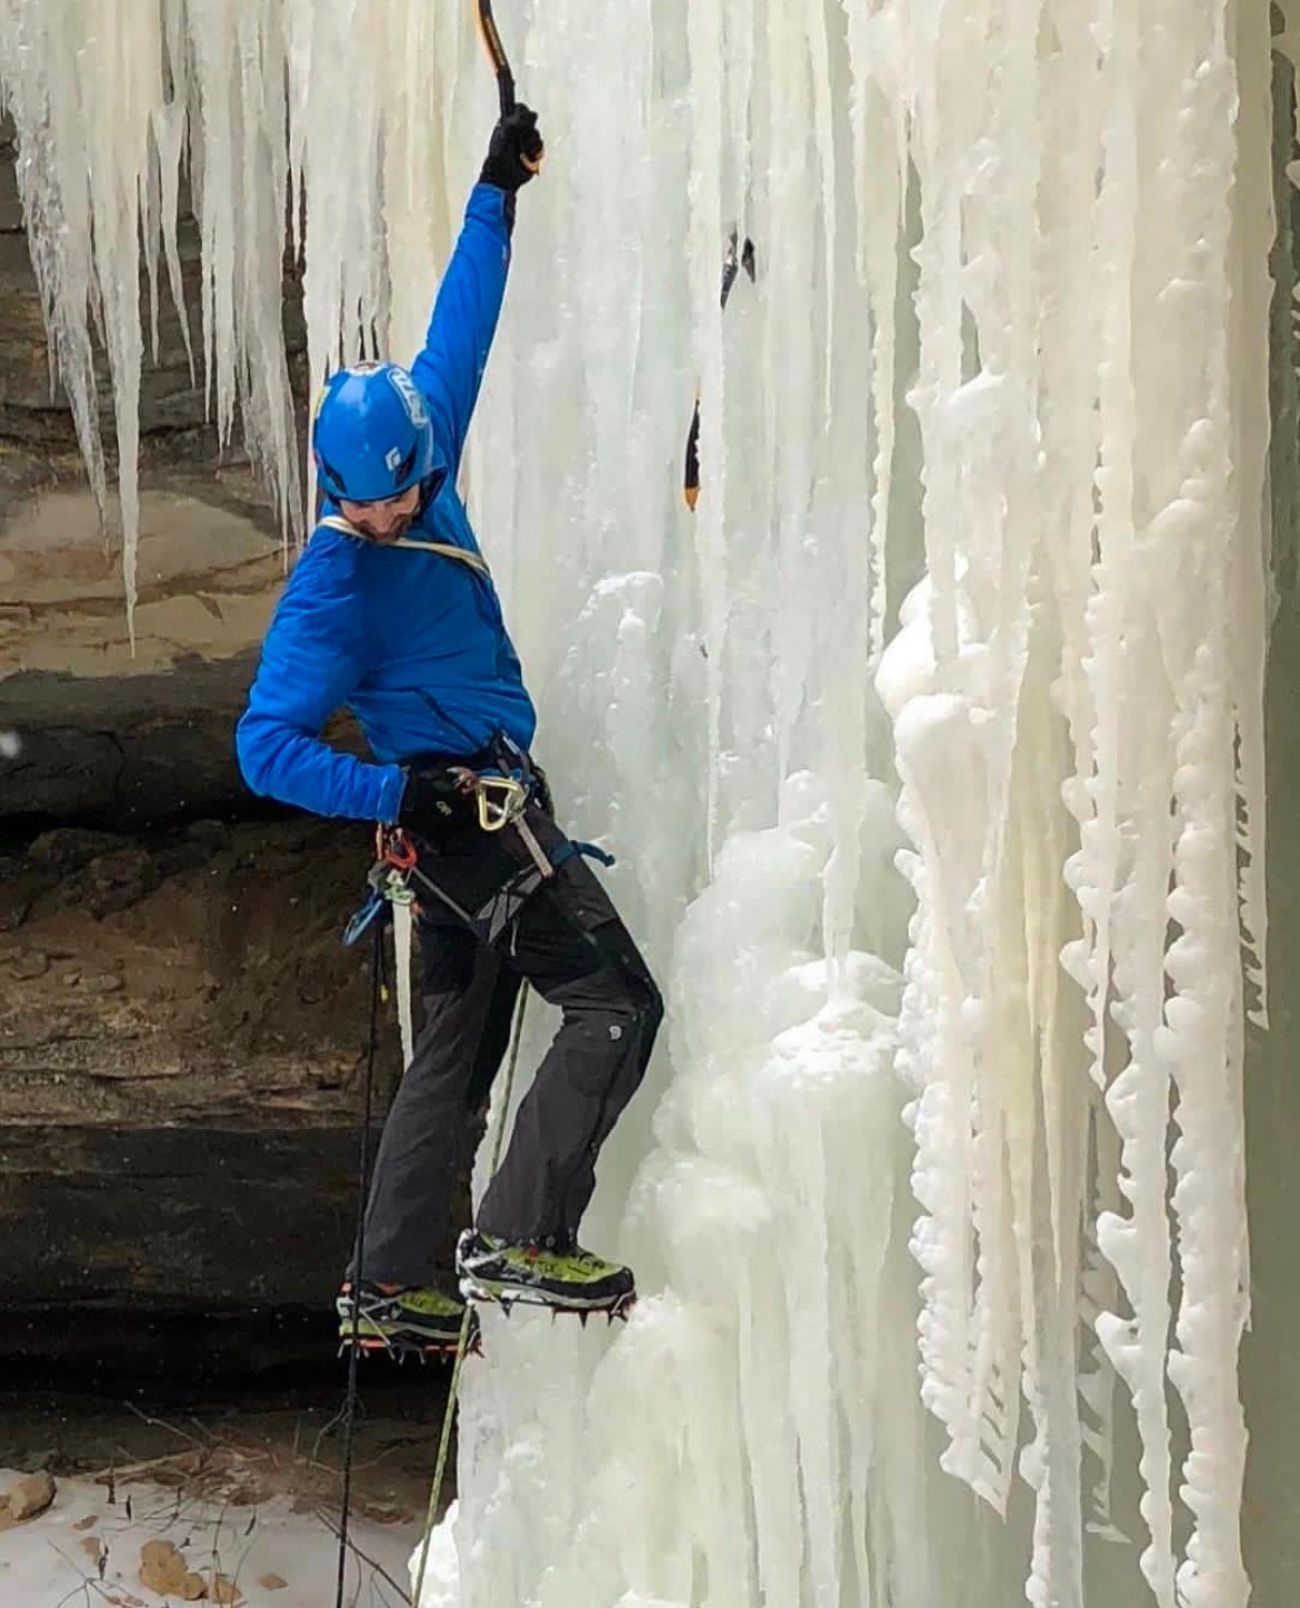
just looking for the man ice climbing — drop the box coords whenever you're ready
[236,106,662,1353]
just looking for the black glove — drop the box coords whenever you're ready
[480,105,544,194]
[398,763,477,839]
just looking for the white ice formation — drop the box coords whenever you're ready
[1,3,1285,1605]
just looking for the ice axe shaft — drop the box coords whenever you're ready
[474,0,543,170]
[474,0,515,115]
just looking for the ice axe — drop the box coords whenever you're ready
[474,0,544,171]
[683,231,756,510]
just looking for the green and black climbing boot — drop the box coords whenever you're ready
[456,1228,635,1313]
[336,1280,469,1352]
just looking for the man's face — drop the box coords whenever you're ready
[339,484,422,543]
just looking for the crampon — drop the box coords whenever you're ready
[465,1285,637,1328]
[338,1323,482,1363]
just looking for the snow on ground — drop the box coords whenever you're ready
[0,1467,418,1608]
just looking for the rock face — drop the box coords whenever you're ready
[0,810,448,1361]
[0,116,437,1367]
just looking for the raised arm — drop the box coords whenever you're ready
[236,548,405,823]
[410,105,544,480]
[410,185,512,481]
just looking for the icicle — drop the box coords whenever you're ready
[188,0,238,446]
[1229,0,1278,1032]
[150,97,195,383]
[0,0,109,520]
[840,1,906,666]
[155,0,194,385]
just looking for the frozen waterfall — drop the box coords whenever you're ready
[0,1,1286,1604]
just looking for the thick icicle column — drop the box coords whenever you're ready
[0,2,1279,1604]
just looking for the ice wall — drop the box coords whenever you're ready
[0,3,1281,1605]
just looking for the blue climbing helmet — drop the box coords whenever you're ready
[312,361,437,503]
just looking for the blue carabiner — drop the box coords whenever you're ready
[343,888,389,948]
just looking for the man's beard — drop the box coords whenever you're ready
[354,511,416,543]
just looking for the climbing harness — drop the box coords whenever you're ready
[343,739,613,956]
[683,231,757,511]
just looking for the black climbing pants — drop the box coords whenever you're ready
[353,803,663,1288]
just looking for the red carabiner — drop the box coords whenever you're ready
[383,829,418,872]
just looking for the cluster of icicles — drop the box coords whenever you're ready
[1,2,1284,1604]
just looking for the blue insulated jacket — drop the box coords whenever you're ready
[236,185,536,823]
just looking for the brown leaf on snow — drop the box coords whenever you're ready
[257,1575,288,1591]
[139,1539,208,1600]
[74,1513,99,1531]
[80,1534,105,1563]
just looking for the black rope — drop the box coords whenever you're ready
[334,919,384,1608]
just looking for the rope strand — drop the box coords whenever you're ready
[333,921,384,1608]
